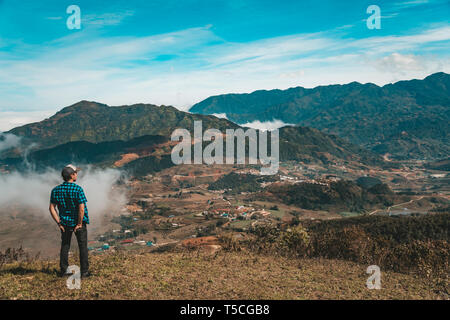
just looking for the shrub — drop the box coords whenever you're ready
[0,246,39,269]
[239,214,450,279]
[218,233,242,252]
[276,225,310,258]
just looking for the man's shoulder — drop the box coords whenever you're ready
[52,182,85,193]
[51,184,62,192]
[52,182,80,190]
[71,183,86,194]
[66,182,83,189]
[74,184,85,192]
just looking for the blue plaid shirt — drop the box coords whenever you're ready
[50,182,89,227]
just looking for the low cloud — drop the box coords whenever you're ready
[0,165,129,228]
[0,149,130,256]
[211,113,228,120]
[241,119,295,131]
[0,133,40,169]
[0,132,22,153]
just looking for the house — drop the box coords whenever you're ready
[254,210,271,217]
[325,174,340,181]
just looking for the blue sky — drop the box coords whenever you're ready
[0,0,449,130]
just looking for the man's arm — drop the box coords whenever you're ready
[74,203,85,232]
[49,203,64,232]
[74,187,87,232]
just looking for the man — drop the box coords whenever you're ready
[49,164,91,278]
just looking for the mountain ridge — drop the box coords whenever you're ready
[190,72,450,160]
[1,101,385,174]
[5,101,240,151]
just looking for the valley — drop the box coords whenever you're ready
[64,158,449,257]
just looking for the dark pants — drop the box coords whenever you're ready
[60,222,89,274]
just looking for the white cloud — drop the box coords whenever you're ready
[393,0,429,8]
[0,165,129,233]
[82,11,135,26]
[0,133,22,153]
[241,119,295,131]
[211,113,228,120]
[278,69,305,79]
[0,25,449,113]
[0,110,56,132]
[206,32,334,67]
[373,52,442,75]
[354,26,450,54]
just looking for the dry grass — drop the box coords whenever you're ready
[0,250,445,300]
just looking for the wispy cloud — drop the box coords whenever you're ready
[82,10,134,26]
[393,0,429,9]
[0,21,449,129]
[0,110,55,132]
[0,132,22,153]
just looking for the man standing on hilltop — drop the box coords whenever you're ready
[49,164,91,278]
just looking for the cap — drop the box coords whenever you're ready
[61,164,81,180]
[64,164,81,173]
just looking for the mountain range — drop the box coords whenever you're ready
[190,72,450,160]
[2,72,448,173]
[0,101,384,175]
[6,101,239,150]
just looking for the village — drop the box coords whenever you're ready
[86,192,276,254]
[84,158,449,254]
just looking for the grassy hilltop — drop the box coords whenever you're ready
[0,250,444,300]
[1,213,448,300]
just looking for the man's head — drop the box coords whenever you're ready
[61,164,81,182]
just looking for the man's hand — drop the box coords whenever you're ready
[49,203,63,231]
[74,224,83,232]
